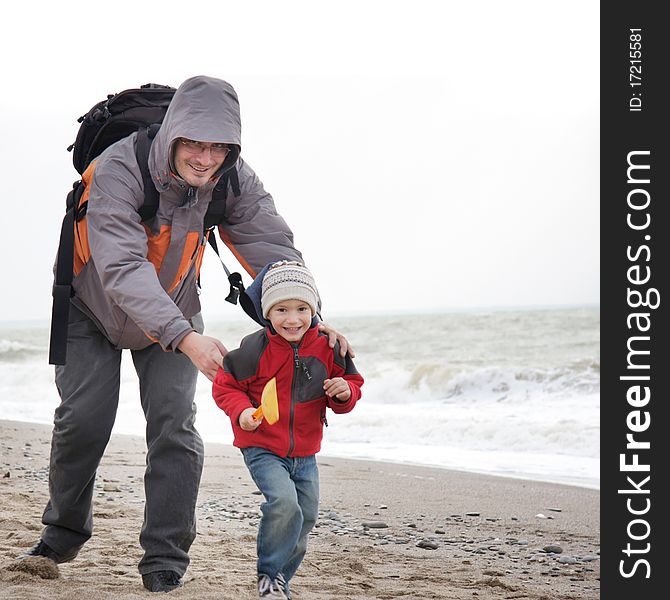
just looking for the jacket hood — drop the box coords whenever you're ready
[243,263,320,330]
[149,75,242,189]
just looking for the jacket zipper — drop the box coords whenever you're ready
[169,230,207,294]
[183,185,197,207]
[287,344,300,456]
[170,187,203,293]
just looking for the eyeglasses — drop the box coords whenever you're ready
[177,138,230,157]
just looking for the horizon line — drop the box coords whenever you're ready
[0,302,600,328]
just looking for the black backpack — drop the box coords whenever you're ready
[49,84,245,365]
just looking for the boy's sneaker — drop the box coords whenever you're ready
[276,573,291,599]
[258,574,288,599]
[275,573,291,600]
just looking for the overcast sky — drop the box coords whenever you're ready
[1,0,599,322]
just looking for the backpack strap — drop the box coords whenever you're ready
[207,232,263,326]
[136,125,160,221]
[203,164,243,304]
[48,181,84,365]
[205,230,250,310]
[204,166,240,229]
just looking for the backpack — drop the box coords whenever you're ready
[49,83,246,365]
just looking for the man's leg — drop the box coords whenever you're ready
[131,340,203,577]
[41,305,122,557]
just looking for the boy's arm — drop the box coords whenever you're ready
[212,365,255,426]
[212,329,267,424]
[327,352,364,414]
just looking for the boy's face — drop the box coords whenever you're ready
[267,299,312,343]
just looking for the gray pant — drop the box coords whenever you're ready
[41,305,204,576]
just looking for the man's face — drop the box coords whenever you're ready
[173,138,229,187]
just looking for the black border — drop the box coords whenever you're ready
[601,4,669,597]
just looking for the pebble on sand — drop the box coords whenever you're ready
[361,521,388,529]
[416,539,439,550]
[558,556,577,564]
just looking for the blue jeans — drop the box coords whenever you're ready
[241,447,319,583]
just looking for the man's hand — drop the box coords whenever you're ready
[239,407,262,431]
[318,322,355,358]
[177,331,228,381]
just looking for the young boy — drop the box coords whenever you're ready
[212,261,363,600]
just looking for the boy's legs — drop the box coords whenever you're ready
[131,339,203,577]
[242,447,308,580]
[280,455,319,583]
[41,305,122,556]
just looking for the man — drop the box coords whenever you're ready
[22,75,350,593]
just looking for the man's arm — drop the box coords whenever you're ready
[217,158,303,278]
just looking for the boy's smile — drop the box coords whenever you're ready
[267,300,313,343]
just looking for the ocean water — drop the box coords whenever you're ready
[0,307,599,489]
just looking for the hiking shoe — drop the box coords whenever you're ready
[20,539,79,564]
[258,573,288,599]
[142,570,184,592]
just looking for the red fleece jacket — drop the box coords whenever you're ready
[213,326,363,457]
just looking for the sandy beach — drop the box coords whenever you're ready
[0,420,599,599]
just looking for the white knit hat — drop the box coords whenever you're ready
[261,261,320,319]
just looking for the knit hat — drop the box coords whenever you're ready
[261,261,320,319]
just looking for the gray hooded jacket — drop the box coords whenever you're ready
[71,76,302,352]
